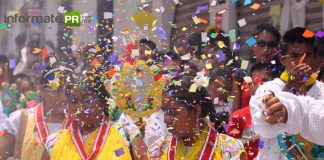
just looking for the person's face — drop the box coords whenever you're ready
[250,69,273,95]
[252,32,278,63]
[206,77,231,106]
[161,94,200,138]
[40,83,67,115]
[67,86,105,128]
[279,43,316,71]
[18,79,32,94]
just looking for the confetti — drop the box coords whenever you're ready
[9,58,16,69]
[315,31,324,38]
[196,5,209,14]
[241,60,249,70]
[181,27,187,31]
[211,0,217,6]
[197,17,208,24]
[201,32,208,43]
[250,3,261,10]
[181,53,191,60]
[189,83,198,92]
[303,29,314,38]
[115,148,125,157]
[145,50,152,55]
[299,53,306,64]
[243,76,253,83]
[246,37,257,47]
[244,0,252,6]
[216,50,226,62]
[42,48,48,59]
[192,16,201,24]
[229,29,236,42]
[237,18,247,27]
[0,23,9,31]
[214,97,219,104]
[104,12,113,19]
[206,63,212,69]
[156,27,167,40]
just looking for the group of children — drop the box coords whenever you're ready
[0,23,323,160]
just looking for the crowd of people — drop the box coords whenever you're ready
[0,24,323,160]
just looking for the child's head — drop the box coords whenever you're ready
[252,24,281,63]
[14,74,33,94]
[65,70,109,129]
[39,61,74,114]
[138,39,157,61]
[206,68,232,106]
[162,75,224,138]
[160,51,181,77]
[279,27,316,71]
[249,63,274,95]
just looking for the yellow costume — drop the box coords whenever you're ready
[50,124,132,160]
[19,109,45,160]
[160,126,245,160]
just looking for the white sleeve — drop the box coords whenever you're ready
[277,93,324,146]
[251,91,324,146]
[3,110,22,137]
[249,82,285,139]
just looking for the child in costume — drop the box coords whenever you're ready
[151,75,246,160]
[47,71,133,160]
[0,61,74,160]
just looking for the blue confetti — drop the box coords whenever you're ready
[115,148,125,157]
[244,0,252,6]
[216,50,226,62]
[156,27,167,40]
[36,65,46,70]
[246,37,257,47]
[9,58,16,69]
[258,140,265,149]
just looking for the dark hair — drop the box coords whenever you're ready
[280,27,315,55]
[315,31,324,58]
[319,65,324,81]
[14,73,31,82]
[164,75,225,133]
[0,55,8,63]
[40,60,75,89]
[253,24,281,45]
[15,33,27,45]
[208,67,232,92]
[139,38,157,51]
[250,63,274,76]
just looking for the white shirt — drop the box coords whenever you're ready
[4,108,62,138]
[0,101,7,131]
[250,78,324,159]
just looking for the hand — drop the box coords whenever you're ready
[287,63,312,89]
[262,92,288,125]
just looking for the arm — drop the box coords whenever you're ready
[0,131,15,159]
[252,91,324,146]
